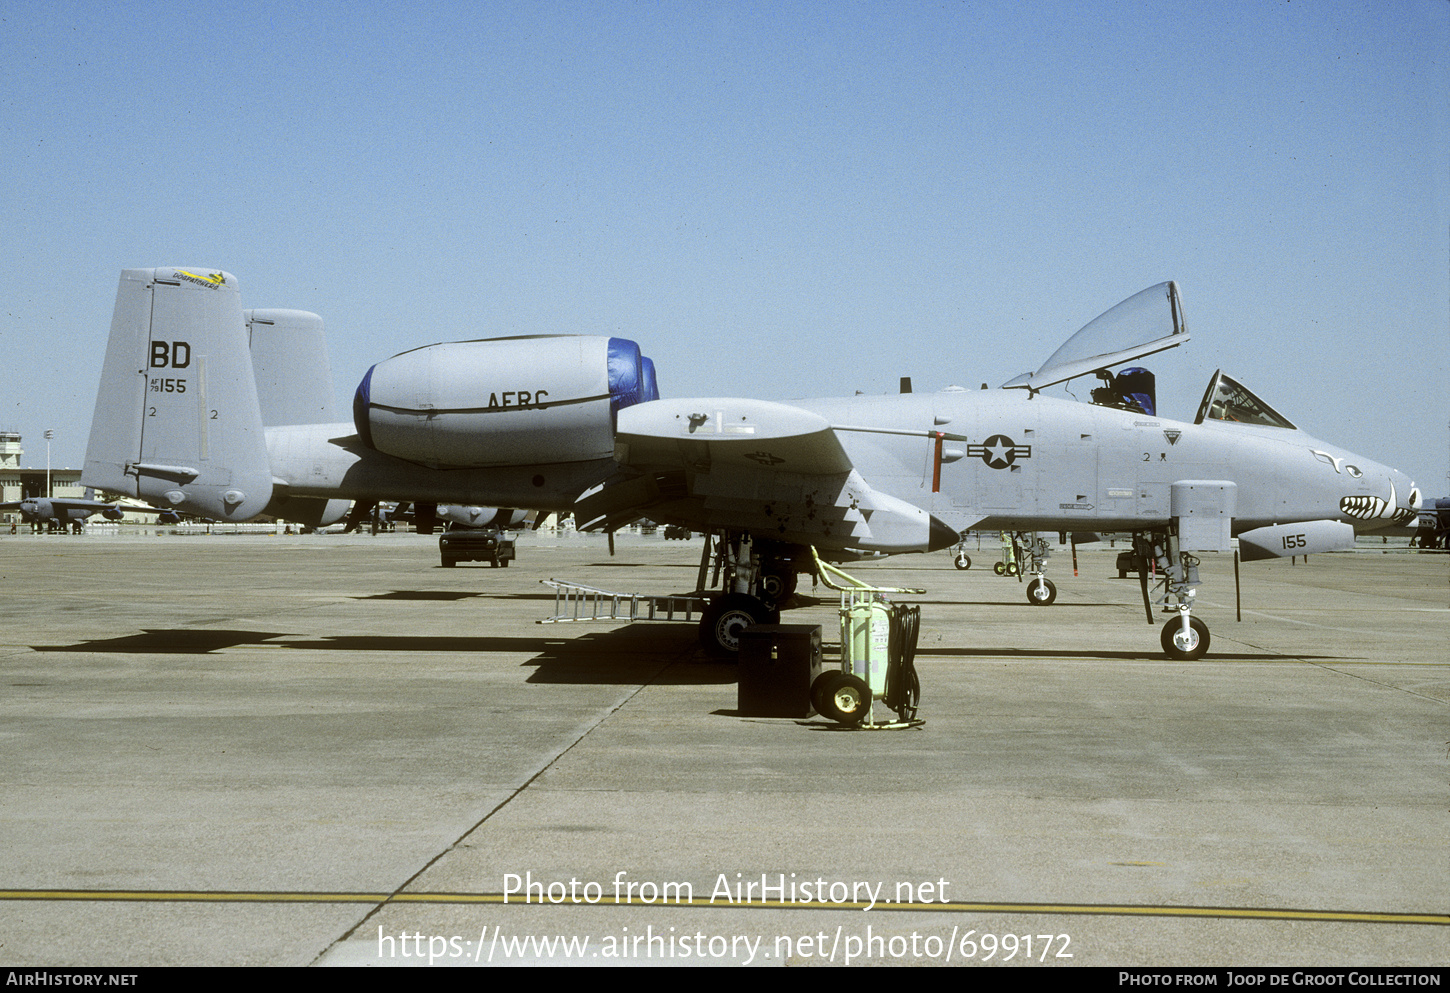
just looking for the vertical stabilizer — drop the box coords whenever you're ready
[246,308,350,528]
[246,309,337,426]
[82,268,273,521]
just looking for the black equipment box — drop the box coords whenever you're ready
[737,624,823,718]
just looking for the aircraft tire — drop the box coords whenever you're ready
[441,558,456,568]
[817,672,871,726]
[1026,578,1057,605]
[994,562,1006,576]
[1161,616,1210,661]
[954,553,971,570]
[758,567,798,606]
[699,593,774,657]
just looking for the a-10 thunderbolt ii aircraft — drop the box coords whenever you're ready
[1,488,165,532]
[81,268,1420,659]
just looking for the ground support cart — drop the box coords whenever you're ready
[808,550,925,730]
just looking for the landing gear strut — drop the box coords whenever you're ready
[1012,532,1057,606]
[1135,531,1210,660]
[696,532,790,656]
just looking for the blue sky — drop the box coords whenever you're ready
[3,0,1446,492]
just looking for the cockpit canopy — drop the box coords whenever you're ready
[999,284,1306,431]
[1001,281,1187,393]
[1193,370,1297,429]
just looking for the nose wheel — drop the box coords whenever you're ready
[1161,613,1210,661]
[1026,577,1056,605]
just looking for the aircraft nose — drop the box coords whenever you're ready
[1399,475,1422,523]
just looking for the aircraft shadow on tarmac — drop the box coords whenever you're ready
[914,645,1349,661]
[29,624,1348,675]
[29,626,735,685]
[908,598,1128,608]
[357,590,483,601]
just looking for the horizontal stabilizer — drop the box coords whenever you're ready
[573,470,689,531]
[1237,520,1355,562]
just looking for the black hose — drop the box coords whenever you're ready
[885,604,921,720]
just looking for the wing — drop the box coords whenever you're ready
[576,398,959,554]
[43,499,127,513]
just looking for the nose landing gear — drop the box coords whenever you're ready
[1136,531,1210,661]
[1010,532,1056,607]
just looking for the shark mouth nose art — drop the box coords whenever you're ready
[1340,482,1417,527]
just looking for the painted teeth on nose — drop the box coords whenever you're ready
[1339,495,1389,519]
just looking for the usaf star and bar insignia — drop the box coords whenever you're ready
[968,434,1031,470]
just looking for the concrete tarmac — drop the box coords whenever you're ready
[0,527,1445,967]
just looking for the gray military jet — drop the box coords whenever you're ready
[1,489,160,532]
[81,268,1420,659]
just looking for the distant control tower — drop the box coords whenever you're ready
[0,431,22,505]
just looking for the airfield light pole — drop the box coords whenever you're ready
[45,429,53,498]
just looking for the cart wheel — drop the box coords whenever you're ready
[818,672,871,726]
[994,561,1006,575]
[810,671,841,716]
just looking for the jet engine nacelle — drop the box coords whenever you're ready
[353,336,655,469]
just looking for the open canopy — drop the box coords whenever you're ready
[1001,281,1188,392]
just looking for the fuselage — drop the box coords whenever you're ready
[5,498,121,527]
[264,421,615,510]
[263,388,1418,544]
[795,389,1417,537]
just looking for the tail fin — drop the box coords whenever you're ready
[246,308,350,528]
[82,267,273,521]
[245,309,337,426]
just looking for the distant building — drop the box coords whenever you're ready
[0,432,20,499]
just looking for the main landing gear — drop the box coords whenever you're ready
[695,532,803,656]
[700,592,778,655]
[1132,531,1210,661]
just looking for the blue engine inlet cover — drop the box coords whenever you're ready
[608,337,645,412]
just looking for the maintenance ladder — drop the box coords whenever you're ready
[538,579,709,625]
